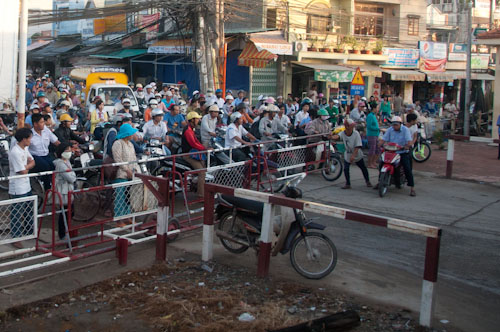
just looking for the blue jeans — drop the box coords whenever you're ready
[9,191,34,238]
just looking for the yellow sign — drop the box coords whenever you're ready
[351,67,365,85]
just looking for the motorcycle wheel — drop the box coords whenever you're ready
[30,178,45,212]
[218,212,249,254]
[72,180,101,222]
[411,142,431,163]
[0,162,9,190]
[290,232,337,279]
[378,172,391,198]
[321,154,343,182]
[259,170,284,193]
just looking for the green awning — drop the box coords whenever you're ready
[90,49,147,59]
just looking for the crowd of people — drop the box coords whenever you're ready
[3,71,429,249]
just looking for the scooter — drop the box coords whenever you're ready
[215,173,337,279]
[377,142,406,197]
[411,123,432,163]
[0,133,11,190]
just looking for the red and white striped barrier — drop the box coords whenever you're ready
[446,135,469,179]
[202,183,442,327]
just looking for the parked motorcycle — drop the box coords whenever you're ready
[215,173,337,279]
[0,133,11,190]
[377,142,406,198]
[411,124,431,163]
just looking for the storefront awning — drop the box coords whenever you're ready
[27,40,52,52]
[342,65,382,77]
[238,42,277,68]
[147,39,193,54]
[424,71,466,82]
[471,73,495,80]
[380,69,425,81]
[248,31,293,55]
[29,41,80,59]
[90,49,147,59]
[293,63,355,82]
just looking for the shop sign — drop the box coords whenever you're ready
[382,48,419,68]
[448,43,467,61]
[471,54,489,69]
[350,84,365,96]
[314,70,353,82]
[419,41,447,72]
[372,83,381,101]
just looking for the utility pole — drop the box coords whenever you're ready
[17,0,28,128]
[464,1,472,136]
[216,0,226,96]
[490,0,495,28]
[196,9,208,93]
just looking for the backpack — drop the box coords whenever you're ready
[249,119,262,139]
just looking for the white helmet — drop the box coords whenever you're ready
[149,99,159,106]
[391,116,403,123]
[122,98,131,104]
[230,112,242,123]
[225,95,234,100]
[267,104,279,112]
[145,84,152,89]
[152,109,164,117]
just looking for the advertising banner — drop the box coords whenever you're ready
[314,70,353,82]
[471,54,490,70]
[448,43,467,61]
[419,41,447,72]
[382,48,419,68]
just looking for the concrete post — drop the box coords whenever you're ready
[17,0,28,128]
[156,206,169,262]
[257,203,275,277]
[493,48,500,140]
[202,192,215,262]
[446,138,454,179]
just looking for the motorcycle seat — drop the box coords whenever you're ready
[220,194,264,218]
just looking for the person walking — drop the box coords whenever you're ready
[111,124,141,227]
[8,128,36,249]
[332,119,371,189]
[366,106,380,168]
[380,96,392,123]
[53,142,76,241]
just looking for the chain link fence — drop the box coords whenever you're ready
[265,144,319,172]
[111,179,159,220]
[208,161,251,189]
[0,195,38,245]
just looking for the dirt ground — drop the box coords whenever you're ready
[0,256,461,332]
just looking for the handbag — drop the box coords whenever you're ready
[103,155,118,180]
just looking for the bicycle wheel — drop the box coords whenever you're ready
[0,162,9,190]
[259,169,284,193]
[72,180,101,222]
[218,212,249,254]
[290,232,337,279]
[411,142,431,163]
[321,154,343,182]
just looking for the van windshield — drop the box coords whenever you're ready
[97,87,137,106]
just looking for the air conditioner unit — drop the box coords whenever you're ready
[294,41,308,52]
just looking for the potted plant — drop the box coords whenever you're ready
[361,40,372,54]
[349,41,361,54]
[334,39,345,53]
[373,40,384,55]
[320,42,332,52]
[308,37,319,52]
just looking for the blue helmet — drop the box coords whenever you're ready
[215,89,222,93]
[37,91,45,98]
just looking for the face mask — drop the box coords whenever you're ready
[243,102,249,106]
[321,116,329,121]
[62,151,72,160]
[61,93,67,99]
[124,105,130,109]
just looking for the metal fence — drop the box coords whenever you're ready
[0,195,37,245]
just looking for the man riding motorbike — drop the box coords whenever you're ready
[54,113,85,147]
[305,108,332,162]
[182,112,209,197]
[142,109,171,155]
[224,112,257,162]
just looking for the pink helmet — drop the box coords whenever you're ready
[265,96,275,104]
[318,93,324,98]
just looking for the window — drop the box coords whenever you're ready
[354,3,384,36]
[306,2,331,33]
[267,8,277,29]
[408,17,419,36]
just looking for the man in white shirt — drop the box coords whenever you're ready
[214,89,225,109]
[144,85,155,102]
[29,113,60,189]
[201,104,219,147]
[273,105,292,134]
[142,109,171,155]
[8,128,36,248]
[225,112,256,162]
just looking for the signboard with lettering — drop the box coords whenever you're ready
[382,48,420,68]
[350,68,365,97]
[471,54,490,70]
[350,84,365,96]
[419,41,447,72]
[314,70,353,82]
[448,43,467,61]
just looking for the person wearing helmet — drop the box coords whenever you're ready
[145,85,155,101]
[103,114,143,162]
[201,104,220,147]
[36,91,47,105]
[143,109,168,141]
[349,101,366,125]
[154,93,168,112]
[177,99,188,115]
[54,113,85,146]
[331,119,372,189]
[234,90,246,107]
[222,95,234,125]
[45,83,58,105]
[325,99,340,126]
[144,98,158,122]
[376,116,415,196]
[24,104,41,128]
[57,89,73,108]
[161,90,175,110]
[225,112,257,161]
[128,82,135,89]
[259,104,278,139]
[117,98,133,119]
[318,93,327,109]
[214,89,224,108]
[305,108,331,143]
[181,112,208,196]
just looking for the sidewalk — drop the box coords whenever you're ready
[413,140,500,185]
